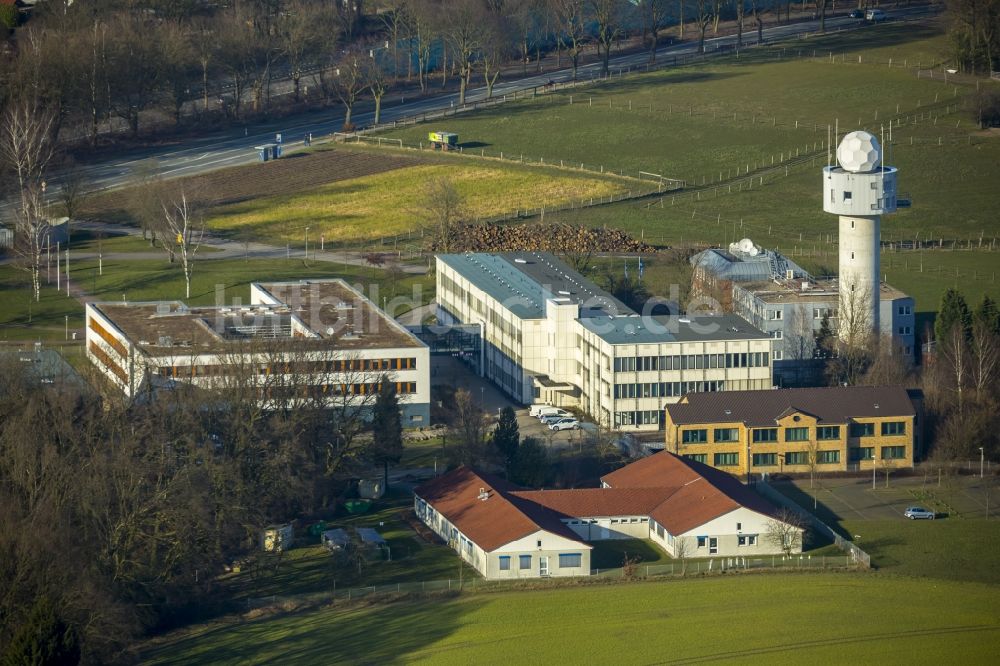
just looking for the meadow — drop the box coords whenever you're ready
[142,573,1000,665]
[205,161,630,246]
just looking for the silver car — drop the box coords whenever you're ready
[549,418,580,431]
[904,506,935,520]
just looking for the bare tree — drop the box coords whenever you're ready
[158,190,205,299]
[332,47,368,130]
[765,507,805,556]
[937,324,969,412]
[419,178,466,253]
[694,0,713,53]
[446,388,491,466]
[640,0,672,62]
[364,48,390,125]
[440,0,486,105]
[590,0,624,76]
[673,534,689,575]
[0,99,58,302]
[279,0,328,104]
[969,318,1000,400]
[552,0,588,80]
[481,11,514,100]
[58,159,90,221]
[749,0,766,43]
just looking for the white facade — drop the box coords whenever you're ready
[437,254,773,431]
[413,495,592,580]
[649,507,796,558]
[85,280,431,423]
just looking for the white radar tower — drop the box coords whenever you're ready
[823,130,897,342]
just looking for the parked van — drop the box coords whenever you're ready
[534,406,569,420]
[529,404,553,418]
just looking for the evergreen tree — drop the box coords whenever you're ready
[815,312,834,357]
[509,437,548,488]
[935,288,972,344]
[370,376,402,491]
[1,597,80,666]
[492,406,520,474]
[974,295,1000,338]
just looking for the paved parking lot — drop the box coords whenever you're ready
[429,356,590,449]
[773,473,995,522]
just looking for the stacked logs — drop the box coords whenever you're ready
[429,223,658,254]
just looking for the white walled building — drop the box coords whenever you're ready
[732,277,915,385]
[436,253,773,431]
[85,279,430,424]
[415,452,801,580]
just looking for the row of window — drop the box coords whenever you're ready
[613,352,769,373]
[89,341,128,383]
[850,422,906,437]
[497,553,582,570]
[615,410,663,427]
[261,382,418,398]
[614,380,725,400]
[156,356,418,379]
[684,446,907,467]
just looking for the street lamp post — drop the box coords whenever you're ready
[980,447,985,479]
[305,226,310,260]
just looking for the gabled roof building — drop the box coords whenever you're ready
[414,451,801,580]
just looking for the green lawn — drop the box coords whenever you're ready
[399,437,446,470]
[142,573,1000,665]
[0,258,434,341]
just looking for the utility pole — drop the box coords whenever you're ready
[980,447,985,479]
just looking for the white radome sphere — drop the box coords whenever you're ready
[837,130,881,173]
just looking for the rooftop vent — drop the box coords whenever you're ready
[478,488,490,501]
[514,258,528,264]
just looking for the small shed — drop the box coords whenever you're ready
[261,523,294,552]
[358,478,385,500]
[321,528,350,551]
[356,527,387,549]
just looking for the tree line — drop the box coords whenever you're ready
[0,0,830,148]
[0,344,405,663]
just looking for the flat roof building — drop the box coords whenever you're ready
[436,252,774,430]
[732,276,915,386]
[85,279,430,425]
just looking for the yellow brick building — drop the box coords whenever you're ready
[665,386,917,477]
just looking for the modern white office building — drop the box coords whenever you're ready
[85,279,431,424]
[436,253,773,431]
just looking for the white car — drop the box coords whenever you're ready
[866,9,886,22]
[549,418,580,431]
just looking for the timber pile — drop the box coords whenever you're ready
[430,223,658,254]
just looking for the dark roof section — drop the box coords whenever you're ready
[414,466,586,552]
[666,385,916,427]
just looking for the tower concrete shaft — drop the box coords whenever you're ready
[838,215,880,340]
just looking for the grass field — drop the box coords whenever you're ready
[142,573,1000,665]
[205,162,629,246]
[0,258,433,341]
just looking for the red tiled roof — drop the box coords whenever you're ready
[602,452,782,535]
[511,487,672,518]
[666,385,915,427]
[414,466,585,552]
[417,454,785,550]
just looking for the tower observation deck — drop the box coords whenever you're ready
[822,131,898,342]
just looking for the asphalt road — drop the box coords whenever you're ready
[21,6,937,203]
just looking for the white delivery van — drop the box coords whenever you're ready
[529,404,553,418]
